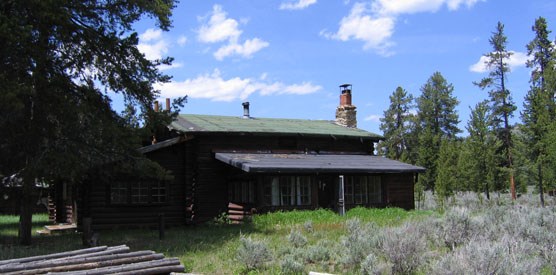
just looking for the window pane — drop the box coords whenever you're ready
[272,177,280,206]
[111,182,127,204]
[368,176,382,203]
[152,181,166,203]
[280,177,294,206]
[344,177,353,204]
[298,176,311,205]
[131,181,148,204]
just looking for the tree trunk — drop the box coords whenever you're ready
[18,174,33,245]
[539,162,545,207]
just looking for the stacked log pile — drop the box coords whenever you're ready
[227,202,254,224]
[0,245,184,275]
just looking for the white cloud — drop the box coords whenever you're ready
[364,114,382,122]
[137,29,183,70]
[214,38,270,60]
[279,0,317,10]
[158,62,183,71]
[324,0,483,55]
[138,29,169,60]
[138,39,169,60]
[322,3,395,55]
[139,28,162,41]
[469,51,528,73]
[155,69,321,101]
[197,5,268,60]
[372,0,482,15]
[198,5,242,43]
[177,35,187,46]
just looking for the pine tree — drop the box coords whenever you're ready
[435,139,460,203]
[522,17,556,206]
[0,0,180,244]
[379,86,414,161]
[466,101,501,199]
[415,72,461,190]
[474,22,518,199]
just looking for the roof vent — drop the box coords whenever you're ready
[242,102,250,119]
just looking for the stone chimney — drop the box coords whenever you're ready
[335,84,357,128]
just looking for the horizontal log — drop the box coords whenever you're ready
[0,246,108,266]
[49,258,182,275]
[8,253,164,275]
[114,264,185,275]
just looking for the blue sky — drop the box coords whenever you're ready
[128,0,556,136]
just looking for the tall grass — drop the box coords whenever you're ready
[3,194,555,274]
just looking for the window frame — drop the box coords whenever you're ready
[109,180,169,206]
[228,179,256,204]
[263,175,313,207]
[343,175,382,205]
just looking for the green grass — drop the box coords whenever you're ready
[0,208,431,273]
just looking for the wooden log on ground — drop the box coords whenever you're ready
[48,258,182,275]
[0,246,108,266]
[54,245,130,261]
[7,253,165,275]
[112,264,185,275]
[1,251,157,274]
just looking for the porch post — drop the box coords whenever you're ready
[338,175,345,216]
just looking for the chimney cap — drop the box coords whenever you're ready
[242,101,251,119]
[339,83,351,88]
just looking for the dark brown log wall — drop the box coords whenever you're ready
[85,143,187,230]
[384,173,415,210]
[188,134,377,222]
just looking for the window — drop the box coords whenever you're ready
[343,176,382,205]
[152,181,167,203]
[110,181,128,204]
[368,176,382,203]
[110,181,167,205]
[131,181,149,204]
[228,180,255,204]
[264,176,312,206]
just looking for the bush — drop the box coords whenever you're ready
[340,219,381,266]
[288,229,307,248]
[280,255,304,274]
[436,206,474,250]
[381,222,427,274]
[236,235,272,270]
[305,240,332,263]
[360,253,392,275]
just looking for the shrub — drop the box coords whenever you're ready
[280,255,304,274]
[437,206,473,250]
[288,229,307,248]
[305,241,332,263]
[381,222,427,274]
[360,253,392,275]
[340,219,381,266]
[236,235,272,270]
[303,220,314,233]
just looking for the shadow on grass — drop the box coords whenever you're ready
[1,218,266,260]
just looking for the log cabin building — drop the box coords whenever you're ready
[76,85,424,230]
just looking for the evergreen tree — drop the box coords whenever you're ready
[435,139,460,202]
[474,22,518,199]
[415,72,461,190]
[379,86,414,161]
[522,17,556,206]
[0,0,181,244]
[456,138,476,191]
[466,101,501,199]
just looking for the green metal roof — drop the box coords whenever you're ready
[169,114,382,139]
